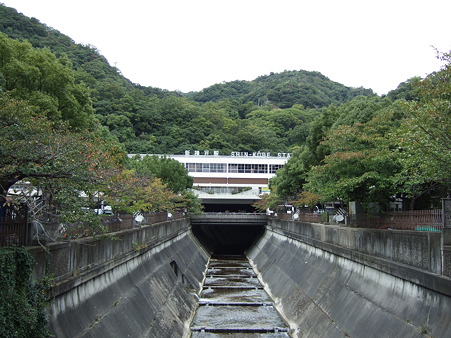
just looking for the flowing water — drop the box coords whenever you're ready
[190,255,290,337]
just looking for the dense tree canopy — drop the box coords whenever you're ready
[0,29,201,229]
[0,95,121,197]
[1,2,448,217]
[304,105,404,208]
[392,51,451,208]
[0,33,96,130]
[269,51,451,211]
[0,4,378,155]
[128,155,193,194]
[188,70,375,109]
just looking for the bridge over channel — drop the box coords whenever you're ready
[190,213,267,226]
[28,213,451,337]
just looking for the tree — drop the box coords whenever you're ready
[269,147,308,200]
[394,50,451,207]
[252,191,283,213]
[0,33,96,130]
[235,120,287,153]
[290,191,321,210]
[101,169,180,214]
[386,77,422,101]
[303,104,404,210]
[180,190,204,214]
[128,155,193,193]
[0,96,124,210]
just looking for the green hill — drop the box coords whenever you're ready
[188,70,374,108]
[0,3,377,155]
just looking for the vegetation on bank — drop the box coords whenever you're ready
[0,247,49,338]
[1,4,448,337]
[0,40,198,237]
[1,2,449,225]
[0,4,376,155]
[267,53,450,212]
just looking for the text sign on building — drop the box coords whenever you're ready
[184,150,291,158]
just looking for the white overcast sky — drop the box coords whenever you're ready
[3,0,450,94]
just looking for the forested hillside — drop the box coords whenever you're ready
[1,2,449,213]
[188,70,374,108]
[0,3,375,155]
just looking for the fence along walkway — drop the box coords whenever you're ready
[0,218,29,246]
[0,211,185,246]
[1,209,444,246]
[272,209,443,231]
[0,204,29,246]
[350,209,443,230]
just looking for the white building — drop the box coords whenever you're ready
[133,151,291,211]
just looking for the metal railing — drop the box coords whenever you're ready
[349,209,443,231]
[271,209,444,231]
[0,218,30,246]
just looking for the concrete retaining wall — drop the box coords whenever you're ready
[29,219,209,338]
[248,223,451,337]
[444,228,451,277]
[267,219,443,274]
[28,217,451,337]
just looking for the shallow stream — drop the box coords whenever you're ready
[190,255,290,337]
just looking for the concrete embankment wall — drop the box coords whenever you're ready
[248,220,451,337]
[29,218,209,338]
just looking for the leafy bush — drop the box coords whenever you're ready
[0,247,50,338]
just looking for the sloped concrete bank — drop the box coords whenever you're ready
[34,219,209,338]
[248,224,451,337]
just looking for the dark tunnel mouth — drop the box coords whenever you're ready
[191,223,265,256]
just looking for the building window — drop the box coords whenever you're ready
[186,163,226,173]
[186,163,196,172]
[254,164,268,173]
[210,163,226,172]
[269,164,284,173]
[202,163,210,172]
[228,164,238,173]
[228,163,269,173]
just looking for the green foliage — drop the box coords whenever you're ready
[290,191,321,209]
[128,155,193,193]
[304,107,403,208]
[122,156,204,214]
[2,3,449,213]
[330,96,393,128]
[0,33,96,130]
[304,100,401,206]
[386,77,422,101]
[189,70,375,109]
[0,247,50,338]
[269,147,308,200]
[181,190,204,214]
[393,50,451,207]
[271,51,451,210]
[101,169,181,214]
[252,191,283,213]
[0,95,124,195]
[0,5,378,155]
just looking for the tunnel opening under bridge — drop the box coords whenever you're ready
[191,221,265,256]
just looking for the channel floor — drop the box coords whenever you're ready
[190,255,290,337]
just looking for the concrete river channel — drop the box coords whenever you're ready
[190,255,289,337]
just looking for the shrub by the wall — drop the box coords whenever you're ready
[0,247,49,338]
